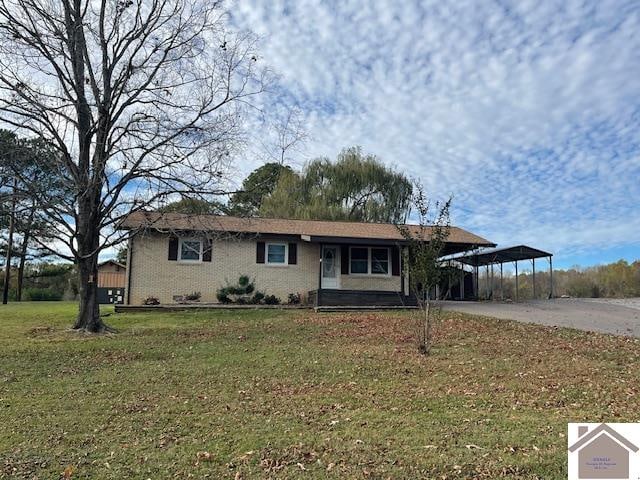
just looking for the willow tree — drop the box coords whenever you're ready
[260,147,412,223]
[0,0,268,331]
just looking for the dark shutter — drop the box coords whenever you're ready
[168,236,178,261]
[256,241,265,263]
[288,243,297,265]
[341,245,349,275]
[203,238,212,262]
[391,246,400,276]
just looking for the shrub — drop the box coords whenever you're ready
[251,291,265,304]
[185,291,201,301]
[237,275,255,294]
[143,296,160,305]
[216,288,231,304]
[216,277,279,305]
[287,293,301,305]
[264,294,280,305]
[23,288,62,301]
[217,275,255,303]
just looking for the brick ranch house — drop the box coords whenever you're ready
[120,211,495,307]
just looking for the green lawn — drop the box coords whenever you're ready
[1,302,639,479]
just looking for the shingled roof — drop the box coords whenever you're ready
[120,211,495,247]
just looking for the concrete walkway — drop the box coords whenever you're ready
[440,298,640,337]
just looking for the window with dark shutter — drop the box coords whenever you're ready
[341,245,349,274]
[168,236,178,261]
[288,243,297,264]
[391,246,400,276]
[256,241,265,263]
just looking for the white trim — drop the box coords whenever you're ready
[348,246,391,277]
[265,242,288,266]
[178,237,203,263]
[321,244,340,289]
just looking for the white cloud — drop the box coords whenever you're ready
[230,0,640,262]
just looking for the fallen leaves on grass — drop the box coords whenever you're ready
[195,451,213,465]
[61,464,75,479]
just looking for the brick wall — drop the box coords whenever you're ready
[128,232,320,304]
[127,233,403,305]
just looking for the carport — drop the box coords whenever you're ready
[450,245,553,302]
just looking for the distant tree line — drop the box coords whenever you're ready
[476,259,640,300]
[0,263,77,301]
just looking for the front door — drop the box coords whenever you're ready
[321,245,340,289]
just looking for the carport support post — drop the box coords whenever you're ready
[532,258,536,299]
[475,265,479,299]
[459,263,464,300]
[486,265,489,299]
[549,256,553,299]
[500,262,503,301]
[514,261,519,302]
[490,263,494,301]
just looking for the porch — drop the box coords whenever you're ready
[309,289,417,307]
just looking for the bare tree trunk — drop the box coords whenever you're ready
[414,289,432,355]
[16,208,34,301]
[74,251,102,331]
[73,200,110,332]
[2,179,17,305]
[16,228,28,301]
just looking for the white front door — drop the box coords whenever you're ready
[321,245,340,289]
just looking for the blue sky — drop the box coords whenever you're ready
[230,0,640,269]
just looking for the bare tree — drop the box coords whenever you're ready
[0,0,269,331]
[1,177,16,304]
[397,185,451,355]
[268,107,308,165]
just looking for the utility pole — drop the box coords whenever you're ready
[2,178,17,304]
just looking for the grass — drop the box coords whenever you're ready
[1,302,639,479]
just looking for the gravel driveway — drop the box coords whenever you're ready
[440,298,640,337]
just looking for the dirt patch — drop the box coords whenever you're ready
[25,326,56,337]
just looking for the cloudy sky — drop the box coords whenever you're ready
[230,0,640,268]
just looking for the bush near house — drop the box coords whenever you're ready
[216,275,282,305]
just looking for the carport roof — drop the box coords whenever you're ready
[452,245,552,267]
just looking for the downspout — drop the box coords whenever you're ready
[316,243,322,307]
[125,234,133,305]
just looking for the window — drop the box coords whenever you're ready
[371,248,389,274]
[266,243,287,264]
[350,247,369,274]
[179,238,202,262]
[349,246,391,275]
